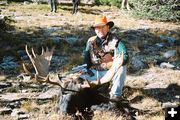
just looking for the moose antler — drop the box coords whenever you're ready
[23,45,104,90]
[22,45,63,86]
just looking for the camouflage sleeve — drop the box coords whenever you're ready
[116,41,129,65]
[84,36,99,68]
[84,39,94,69]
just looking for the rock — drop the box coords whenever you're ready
[65,36,78,45]
[160,62,175,69]
[83,0,95,4]
[145,82,168,89]
[143,45,161,54]
[0,107,12,115]
[163,50,176,59]
[159,35,177,45]
[0,93,39,102]
[23,1,31,5]
[130,56,148,72]
[155,43,165,48]
[0,82,12,89]
[17,73,31,82]
[11,109,22,117]
[0,1,8,6]
[0,88,59,102]
[7,101,21,109]
[162,102,178,109]
[36,88,59,100]
[31,0,48,4]
[11,108,29,120]
[18,114,30,120]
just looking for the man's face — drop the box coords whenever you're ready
[95,25,110,38]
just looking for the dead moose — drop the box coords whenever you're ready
[22,45,138,119]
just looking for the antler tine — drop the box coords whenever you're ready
[50,46,55,54]
[41,47,44,55]
[25,45,39,75]
[31,48,37,58]
[25,45,33,62]
[46,47,49,53]
[35,74,63,87]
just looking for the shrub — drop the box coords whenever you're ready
[95,0,122,7]
[130,0,179,21]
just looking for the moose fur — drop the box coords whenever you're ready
[58,78,110,114]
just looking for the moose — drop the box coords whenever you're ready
[22,45,138,119]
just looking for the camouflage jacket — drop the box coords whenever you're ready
[84,32,129,69]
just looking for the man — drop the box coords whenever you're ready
[81,16,129,101]
[121,0,130,10]
[49,0,57,13]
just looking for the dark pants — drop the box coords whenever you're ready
[49,0,57,12]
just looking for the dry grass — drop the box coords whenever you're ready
[131,97,161,110]
[126,67,180,88]
[2,3,179,30]
[136,115,164,120]
[21,100,39,112]
[0,75,6,81]
[93,111,125,120]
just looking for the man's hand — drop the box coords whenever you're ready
[80,77,101,88]
[100,62,113,69]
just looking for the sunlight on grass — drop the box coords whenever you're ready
[128,89,143,100]
[141,97,161,109]
[147,115,164,120]
[131,97,161,111]
[0,75,6,81]
[137,115,164,120]
[93,111,125,120]
[21,100,39,112]
[22,3,50,11]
